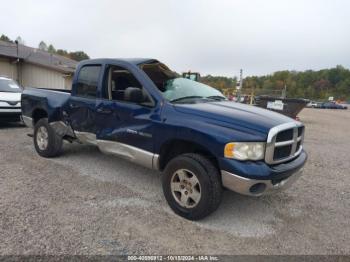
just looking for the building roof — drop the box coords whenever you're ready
[0,40,78,73]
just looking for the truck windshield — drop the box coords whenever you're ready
[0,78,22,93]
[163,78,226,102]
[140,61,226,103]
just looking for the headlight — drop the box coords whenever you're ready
[224,142,265,160]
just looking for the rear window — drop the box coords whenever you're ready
[76,65,101,98]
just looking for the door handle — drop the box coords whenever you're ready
[97,108,113,114]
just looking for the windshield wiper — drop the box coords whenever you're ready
[170,96,204,103]
[206,95,226,101]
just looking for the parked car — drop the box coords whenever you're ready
[321,101,348,109]
[306,101,323,109]
[307,101,322,108]
[0,76,22,122]
[314,102,323,108]
[21,58,307,220]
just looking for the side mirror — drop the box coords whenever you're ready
[124,87,144,103]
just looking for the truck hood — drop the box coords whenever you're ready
[0,92,21,102]
[174,101,295,133]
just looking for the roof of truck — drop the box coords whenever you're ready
[79,58,158,66]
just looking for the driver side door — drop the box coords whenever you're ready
[95,64,158,169]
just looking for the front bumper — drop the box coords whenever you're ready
[0,109,22,122]
[220,150,307,196]
[222,168,303,196]
[0,108,21,114]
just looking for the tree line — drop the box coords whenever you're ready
[201,66,350,101]
[201,75,238,92]
[1,34,89,62]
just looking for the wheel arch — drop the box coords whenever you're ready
[32,108,48,125]
[158,139,219,171]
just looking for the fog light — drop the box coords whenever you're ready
[249,183,266,194]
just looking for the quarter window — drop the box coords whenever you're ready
[76,65,101,98]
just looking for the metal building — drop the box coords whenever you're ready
[0,40,77,89]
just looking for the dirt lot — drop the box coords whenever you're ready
[0,108,349,255]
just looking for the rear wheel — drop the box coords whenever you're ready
[34,118,62,158]
[162,153,222,220]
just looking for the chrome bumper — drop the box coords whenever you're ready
[221,168,303,196]
[0,108,21,115]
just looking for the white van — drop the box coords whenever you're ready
[0,77,22,122]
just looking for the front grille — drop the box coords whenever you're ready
[265,122,304,164]
[276,129,293,142]
[273,145,292,160]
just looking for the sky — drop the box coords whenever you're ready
[1,0,350,77]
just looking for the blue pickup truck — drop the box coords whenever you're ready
[21,58,307,220]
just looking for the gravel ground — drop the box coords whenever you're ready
[0,108,349,255]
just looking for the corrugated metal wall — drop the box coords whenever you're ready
[64,76,73,90]
[0,57,18,80]
[0,57,72,89]
[21,64,65,89]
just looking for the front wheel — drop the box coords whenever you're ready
[34,118,63,158]
[162,153,222,220]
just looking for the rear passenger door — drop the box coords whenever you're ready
[67,65,102,145]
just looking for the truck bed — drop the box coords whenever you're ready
[21,87,71,124]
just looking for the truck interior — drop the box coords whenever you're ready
[103,65,152,104]
[102,62,178,104]
[140,61,178,92]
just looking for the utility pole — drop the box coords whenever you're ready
[239,69,243,90]
[237,69,243,102]
[15,40,20,85]
[282,83,287,98]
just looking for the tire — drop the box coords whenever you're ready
[34,118,63,158]
[162,153,223,220]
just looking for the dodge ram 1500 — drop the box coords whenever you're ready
[22,58,307,220]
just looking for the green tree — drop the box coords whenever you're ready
[199,66,350,101]
[38,41,48,51]
[56,49,69,56]
[47,44,56,54]
[0,34,13,43]
[68,51,90,61]
[200,75,237,92]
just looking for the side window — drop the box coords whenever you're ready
[103,65,152,105]
[76,65,101,98]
